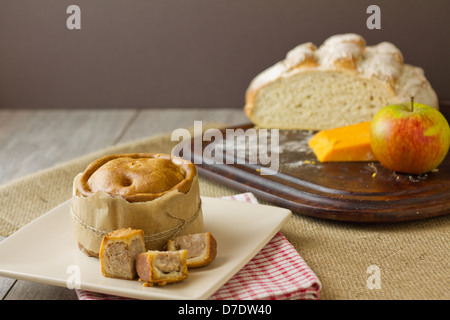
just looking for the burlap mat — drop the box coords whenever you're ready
[0,124,448,300]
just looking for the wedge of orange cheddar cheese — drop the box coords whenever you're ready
[308,121,377,162]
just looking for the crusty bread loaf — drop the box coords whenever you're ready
[244,33,439,130]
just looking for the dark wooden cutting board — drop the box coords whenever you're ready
[187,101,450,223]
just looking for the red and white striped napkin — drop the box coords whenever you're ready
[76,193,321,300]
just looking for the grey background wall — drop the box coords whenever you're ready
[0,0,449,109]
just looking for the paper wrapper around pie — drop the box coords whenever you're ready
[70,174,204,257]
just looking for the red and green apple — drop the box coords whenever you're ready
[370,99,450,175]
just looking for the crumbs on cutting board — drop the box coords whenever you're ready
[367,162,438,182]
[212,128,319,170]
[278,132,315,154]
[279,131,318,169]
[284,160,316,169]
[392,168,437,182]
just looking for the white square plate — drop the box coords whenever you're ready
[0,197,291,300]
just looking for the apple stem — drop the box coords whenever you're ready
[410,96,414,112]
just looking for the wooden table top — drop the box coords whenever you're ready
[0,108,247,300]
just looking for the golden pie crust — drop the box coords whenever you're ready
[74,153,196,202]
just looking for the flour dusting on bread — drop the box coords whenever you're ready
[244,33,438,130]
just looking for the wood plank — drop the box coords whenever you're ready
[0,235,16,300]
[0,277,15,300]
[117,108,248,142]
[0,109,137,185]
[0,108,247,185]
[3,280,78,300]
